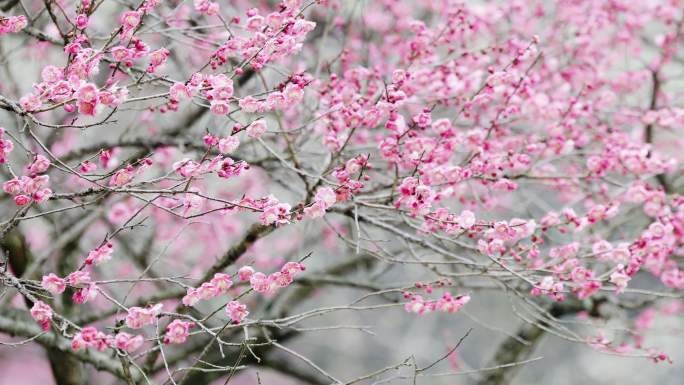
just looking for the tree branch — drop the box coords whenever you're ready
[0,313,142,382]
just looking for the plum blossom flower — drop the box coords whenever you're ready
[71,327,108,352]
[435,293,471,313]
[182,288,201,307]
[238,96,260,113]
[19,94,41,111]
[164,320,194,344]
[28,155,50,174]
[610,265,631,294]
[80,160,97,173]
[259,201,291,226]
[249,272,270,293]
[14,195,31,206]
[531,276,565,301]
[111,46,133,63]
[226,301,248,324]
[85,243,114,266]
[210,101,230,115]
[303,202,326,218]
[75,14,89,29]
[172,158,201,178]
[218,136,240,154]
[76,83,99,115]
[32,188,52,203]
[404,293,470,315]
[66,271,91,286]
[281,262,306,276]
[194,0,219,15]
[0,15,27,35]
[197,282,219,300]
[169,83,192,102]
[41,273,66,295]
[109,166,134,186]
[404,295,430,315]
[73,284,98,304]
[125,303,163,329]
[283,83,304,105]
[110,333,144,352]
[237,266,255,281]
[30,301,53,330]
[2,178,22,195]
[23,175,49,195]
[0,128,13,163]
[304,187,336,218]
[246,119,268,139]
[147,48,170,73]
[210,273,233,294]
[457,210,476,229]
[315,187,336,208]
[120,11,142,31]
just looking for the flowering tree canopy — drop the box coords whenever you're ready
[1,0,684,384]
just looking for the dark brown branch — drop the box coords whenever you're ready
[197,223,275,284]
[476,300,603,385]
[643,70,671,193]
[0,0,20,12]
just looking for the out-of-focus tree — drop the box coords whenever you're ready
[1,1,684,384]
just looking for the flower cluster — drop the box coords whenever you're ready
[248,261,306,294]
[84,243,114,266]
[30,301,53,331]
[0,15,26,35]
[41,273,66,295]
[72,327,144,353]
[3,153,53,206]
[182,273,234,307]
[66,270,98,305]
[237,81,308,114]
[404,293,470,315]
[125,303,163,329]
[0,127,13,163]
[3,174,52,206]
[172,154,248,181]
[6,0,684,377]
[303,187,337,219]
[259,196,292,226]
[226,300,249,324]
[194,0,219,16]
[210,4,316,71]
[396,177,436,216]
[163,320,194,344]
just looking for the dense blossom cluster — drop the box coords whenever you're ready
[404,292,471,315]
[0,15,26,35]
[182,261,305,312]
[72,326,144,353]
[2,0,684,383]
